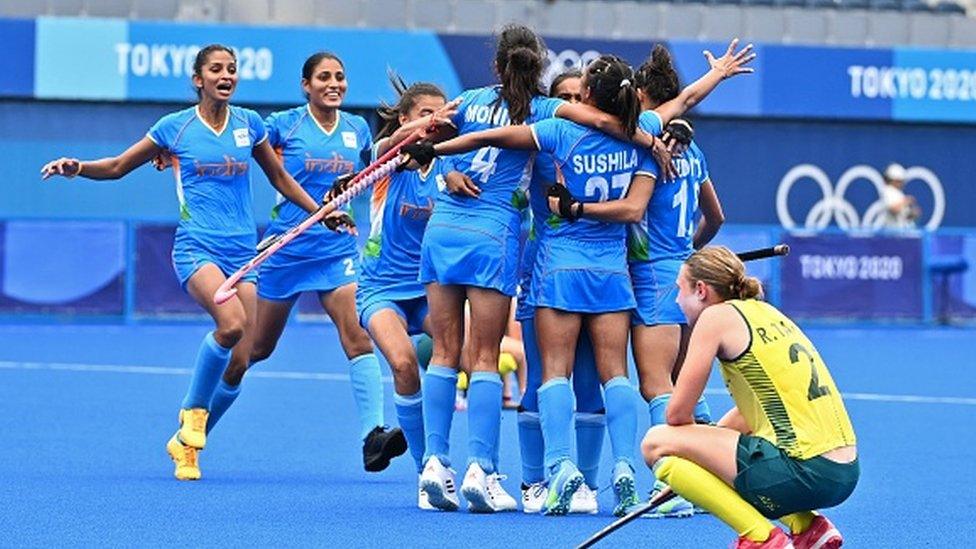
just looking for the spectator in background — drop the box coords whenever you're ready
[882,163,920,230]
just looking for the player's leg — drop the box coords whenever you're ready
[570,330,603,514]
[419,281,465,511]
[535,306,586,516]
[321,283,406,472]
[460,285,518,513]
[587,311,642,517]
[204,282,260,435]
[517,315,547,513]
[641,424,789,547]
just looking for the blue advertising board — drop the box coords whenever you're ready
[0,19,35,97]
[780,234,924,319]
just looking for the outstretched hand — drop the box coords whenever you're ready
[40,158,82,180]
[704,38,756,80]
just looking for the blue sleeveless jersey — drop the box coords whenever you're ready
[628,110,710,262]
[147,105,266,286]
[262,107,371,261]
[527,118,656,313]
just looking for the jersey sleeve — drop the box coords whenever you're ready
[146,112,179,150]
[635,148,659,180]
[264,111,284,149]
[695,144,710,185]
[531,96,566,122]
[529,118,563,155]
[356,118,374,170]
[248,109,268,147]
[638,110,664,137]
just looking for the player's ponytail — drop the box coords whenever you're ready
[376,72,447,139]
[685,246,765,301]
[585,55,640,137]
[634,44,681,108]
[495,24,545,125]
[192,44,236,98]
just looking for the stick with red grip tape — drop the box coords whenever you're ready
[213,128,428,305]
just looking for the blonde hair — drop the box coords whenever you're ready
[684,246,764,301]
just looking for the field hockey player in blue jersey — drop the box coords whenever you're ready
[211,52,408,474]
[41,45,322,481]
[406,54,662,517]
[356,77,458,508]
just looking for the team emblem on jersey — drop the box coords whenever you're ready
[233,128,251,148]
[342,131,358,149]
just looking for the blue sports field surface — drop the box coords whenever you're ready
[2,322,974,547]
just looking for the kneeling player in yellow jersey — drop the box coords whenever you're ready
[641,246,858,549]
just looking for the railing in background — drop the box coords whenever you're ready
[2,220,973,324]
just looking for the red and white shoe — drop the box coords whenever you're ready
[735,528,795,549]
[792,516,843,549]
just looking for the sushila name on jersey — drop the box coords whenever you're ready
[571,149,639,175]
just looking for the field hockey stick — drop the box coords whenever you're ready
[737,244,790,262]
[575,487,678,549]
[213,128,428,305]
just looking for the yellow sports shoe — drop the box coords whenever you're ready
[498,352,518,376]
[456,371,469,391]
[178,408,209,449]
[166,433,201,481]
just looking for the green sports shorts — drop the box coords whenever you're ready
[734,434,859,519]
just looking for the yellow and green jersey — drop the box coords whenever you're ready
[719,299,857,460]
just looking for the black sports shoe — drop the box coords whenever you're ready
[363,426,408,472]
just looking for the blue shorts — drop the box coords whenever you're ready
[358,295,429,336]
[530,237,635,314]
[515,237,538,322]
[630,260,686,326]
[257,252,359,301]
[171,229,257,290]
[419,212,520,296]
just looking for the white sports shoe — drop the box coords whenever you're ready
[418,475,435,511]
[569,484,599,514]
[461,463,517,513]
[521,481,547,513]
[420,456,459,511]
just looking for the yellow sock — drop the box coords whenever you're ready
[655,456,774,543]
[456,371,469,391]
[498,352,518,376]
[780,511,817,535]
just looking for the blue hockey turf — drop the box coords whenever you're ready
[1,322,973,547]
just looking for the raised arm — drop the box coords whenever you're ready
[548,174,656,224]
[557,102,656,149]
[252,140,320,214]
[433,125,537,156]
[376,98,461,156]
[693,180,725,249]
[41,137,162,181]
[654,38,756,126]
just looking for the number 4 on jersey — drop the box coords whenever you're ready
[471,146,500,184]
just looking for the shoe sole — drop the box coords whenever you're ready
[461,484,496,513]
[364,429,408,472]
[420,478,459,512]
[543,473,584,516]
[643,508,695,519]
[613,475,639,517]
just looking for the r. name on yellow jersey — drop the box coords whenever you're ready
[719,299,856,460]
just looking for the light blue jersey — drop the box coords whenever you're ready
[527,118,657,313]
[147,105,267,287]
[419,87,564,296]
[263,106,372,260]
[629,111,710,262]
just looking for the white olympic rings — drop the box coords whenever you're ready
[776,164,945,232]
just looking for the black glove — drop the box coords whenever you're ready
[547,183,583,221]
[398,141,437,171]
[322,211,357,233]
[662,118,694,151]
[323,171,358,205]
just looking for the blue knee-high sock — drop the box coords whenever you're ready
[181,331,232,409]
[575,412,605,489]
[422,364,457,466]
[394,389,425,473]
[538,377,574,475]
[648,393,671,427]
[517,411,545,484]
[467,371,502,474]
[604,377,639,469]
[206,379,241,434]
[693,395,713,423]
[349,353,384,440]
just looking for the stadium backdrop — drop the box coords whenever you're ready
[1,16,975,320]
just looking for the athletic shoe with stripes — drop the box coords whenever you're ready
[569,484,599,514]
[521,481,547,513]
[543,460,584,516]
[791,515,843,549]
[642,480,695,519]
[420,456,459,511]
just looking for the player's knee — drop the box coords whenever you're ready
[214,320,246,347]
[641,425,672,465]
[338,325,373,359]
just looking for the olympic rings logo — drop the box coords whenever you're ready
[543,48,602,87]
[776,164,945,232]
